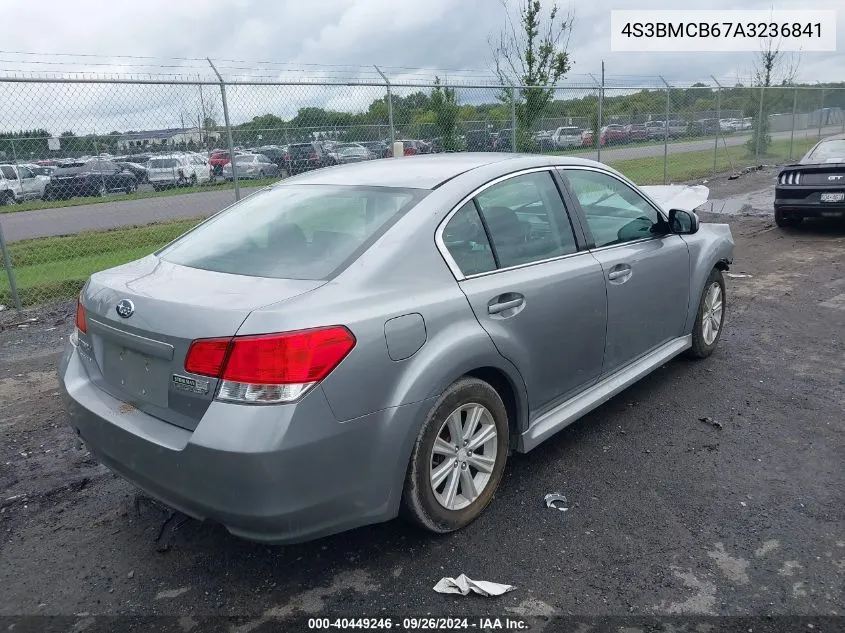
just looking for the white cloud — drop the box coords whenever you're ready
[0,0,842,134]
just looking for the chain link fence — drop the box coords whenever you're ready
[1,74,843,311]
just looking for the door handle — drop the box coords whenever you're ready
[488,297,524,314]
[607,265,632,282]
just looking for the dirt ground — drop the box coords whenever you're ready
[0,167,843,630]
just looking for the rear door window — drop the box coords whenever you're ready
[159,185,427,280]
[474,171,578,269]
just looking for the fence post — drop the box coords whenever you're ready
[0,218,21,310]
[711,76,722,177]
[590,70,603,162]
[755,85,765,157]
[660,76,669,184]
[789,87,797,160]
[511,88,518,152]
[207,58,240,201]
[817,86,825,139]
[373,66,395,147]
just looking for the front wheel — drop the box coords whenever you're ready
[401,377,509,534]
[125,181,137,195]
[686,268,726,359]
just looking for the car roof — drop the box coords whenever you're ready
[275,153,606,189]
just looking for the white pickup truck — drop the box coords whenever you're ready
[0,164,46,205]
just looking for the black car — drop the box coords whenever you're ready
[465,130,493,152]
[358,141,390,158]
[115,161,149,183]
[775,135,845,227]
[45,158,138,200]
[690,119,719,136]
[255,146,289,170]
[284,142,330,175]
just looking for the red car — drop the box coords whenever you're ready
[624,124,649,143]
[600,125,630,145]
[209,150,232,175]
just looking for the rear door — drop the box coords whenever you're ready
[15,166,40,199]
[559,167,690,376]
[440,169,607,416]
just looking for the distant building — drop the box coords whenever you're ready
[116,127,219,150]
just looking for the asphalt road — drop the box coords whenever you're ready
[2,125,842,243]
[0,170,842,627]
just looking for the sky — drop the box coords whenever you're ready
[0,0,842,133]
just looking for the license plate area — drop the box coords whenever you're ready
[820,192,845,203]
[102,343,169,407]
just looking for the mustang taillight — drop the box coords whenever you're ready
[184,326,356,404]
[779,171,801,185]
[75,296,87,334]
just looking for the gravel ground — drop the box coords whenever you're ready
[0,167,843,630]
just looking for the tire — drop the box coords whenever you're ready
[258,170,265,179]
[400,377,510,534]
[0,191,14,206]
[775,208,802,228]
[96,182,107,197]
[125,181,137,195]
[151,185,161,192]
[686,268,726,359]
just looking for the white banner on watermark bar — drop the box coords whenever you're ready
[610,10,836,52]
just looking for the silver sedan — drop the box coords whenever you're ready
[223,153,281,180]
[60,153,733,544]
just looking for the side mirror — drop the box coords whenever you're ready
[669,209,699,234]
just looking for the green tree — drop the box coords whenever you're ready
[430,77,460,151]
[490,0,574,148]
[747,38,799,155]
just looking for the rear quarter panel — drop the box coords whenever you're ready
[681,222,734,333]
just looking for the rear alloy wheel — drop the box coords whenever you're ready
[0,191,14,206]
[401,377,509,533]
[687,268,726,359]
[775,208,802,228]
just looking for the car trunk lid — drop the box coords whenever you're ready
[80,255,326,430]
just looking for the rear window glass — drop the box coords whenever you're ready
[288,145,313,157]
[158,185,427,280]
[1,166,16,179]
[807,140,845,161]
[148,158,180,168]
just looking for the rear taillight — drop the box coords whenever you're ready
[184,326,355,404]
[75,296,87,334]
[779,171,801,185]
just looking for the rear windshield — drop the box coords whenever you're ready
[158,185,427,280]
[288,145,313,157]
[807,140,845,161]
[148,158,180,168]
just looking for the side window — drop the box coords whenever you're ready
[442,201,496,276]
[562,169,661,248]
[17,166,32,179]
[475,171,577,269]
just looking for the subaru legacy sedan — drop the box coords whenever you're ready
[59,154,734,544]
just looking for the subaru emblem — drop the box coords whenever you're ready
[116,299,135,319]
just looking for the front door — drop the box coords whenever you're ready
[440,170,608,415]
[560,167,691,375]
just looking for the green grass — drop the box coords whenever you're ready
[1,178,276,214]
[1,218,202,306]
[611,137,815,185]
[0,137,820,308]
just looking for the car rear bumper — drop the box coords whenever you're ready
[59,341,430,544]
[775,189,845,218]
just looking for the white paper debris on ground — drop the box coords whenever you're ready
[726,273,753,279]
[544,493,569,511]
[433,574,515,597]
